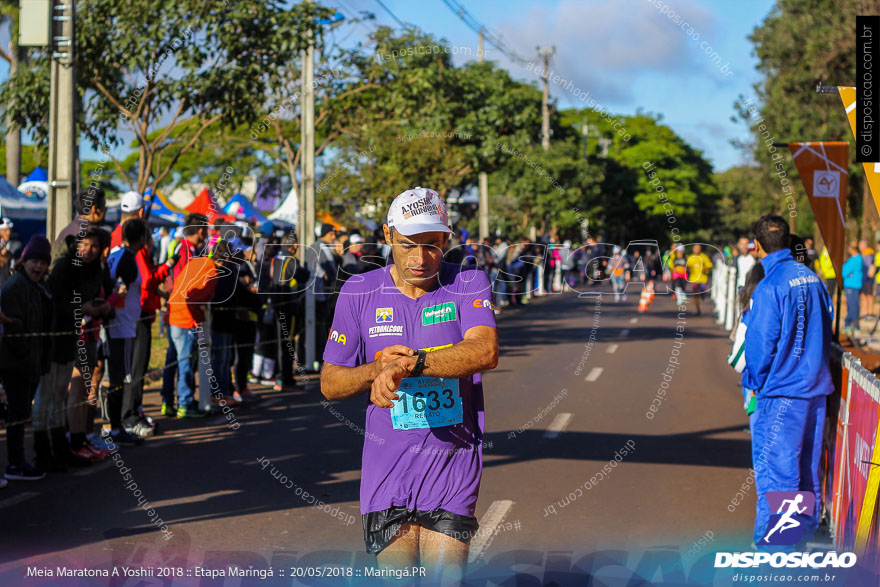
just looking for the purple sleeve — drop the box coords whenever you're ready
[456,268,498,333]
[322,281,363,368]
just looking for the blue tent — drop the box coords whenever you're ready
[0,175,46,220]
[0,175,47,243]
[224,192,274,233]
[145,188,186,225]
[24,167,48,183]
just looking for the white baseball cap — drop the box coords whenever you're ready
[0,218,13,230]
[120,191,144,213]
[349,233,364,244]
[386,187,452,236]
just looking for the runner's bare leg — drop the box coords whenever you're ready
[376,522,419,572]
[419,527,468,586]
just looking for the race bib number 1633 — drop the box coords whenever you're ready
[390,377,461,430]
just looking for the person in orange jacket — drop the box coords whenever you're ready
[167,239,234,418]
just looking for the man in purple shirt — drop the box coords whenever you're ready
[321,187,499,582]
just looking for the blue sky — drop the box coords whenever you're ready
[0,0,776,172]
[338,0,777,171]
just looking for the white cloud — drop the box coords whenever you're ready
[497,0,718,104]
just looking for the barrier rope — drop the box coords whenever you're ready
[0,298,303,339]
[0,334,305,428]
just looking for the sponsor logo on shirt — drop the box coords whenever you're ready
[422,302,456,325]
[369,324,404,337]
[376,307,394,323]
[328,330,347,345]
[788,275,820,288]
[472,298,493,309]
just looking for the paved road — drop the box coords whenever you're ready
[0,283,759,584]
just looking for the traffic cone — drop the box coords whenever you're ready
[647,280,655,303]
[638,289,650,313]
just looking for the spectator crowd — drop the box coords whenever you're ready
[0,185,852,504]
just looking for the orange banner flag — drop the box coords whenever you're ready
[789,142,849,282]
[839,86,880,218]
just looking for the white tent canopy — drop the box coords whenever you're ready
[268,186,298,226]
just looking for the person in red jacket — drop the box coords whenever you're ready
[128,232,175,432]
[111,192,177,433]
[110,191,145,248]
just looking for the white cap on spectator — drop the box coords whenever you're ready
[0,218,13,230]
[120,191,145,213]
[349,233,364,244]
[386,187,452,236]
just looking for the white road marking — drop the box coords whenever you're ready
[543,413,573,439]
[585,367,603,382]
[468,500,515,563]
[629,317,638,324]
[606,344,619,354]
[0,491,39,510]
[620,329,630,337]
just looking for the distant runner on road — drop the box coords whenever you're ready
[686,244,713,315]
[320,187,499,583]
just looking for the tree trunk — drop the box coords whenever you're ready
[5,41,21,187]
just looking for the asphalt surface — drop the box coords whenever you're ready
[0,283,820,585]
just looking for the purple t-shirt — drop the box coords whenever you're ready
[323,262,497,516]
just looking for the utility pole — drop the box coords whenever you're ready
[537,46,555,151]
[47,0,75,239]
[299,10,342,372]
[301,25,317,370]
[478,29,489,241]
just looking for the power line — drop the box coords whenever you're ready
[439,0,530,66]
[373,0,409,29]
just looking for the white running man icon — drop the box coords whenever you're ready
[762,493,807,542]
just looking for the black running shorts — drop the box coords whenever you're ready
[362,506,479,554]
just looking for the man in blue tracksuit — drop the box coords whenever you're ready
[743,215,834,549]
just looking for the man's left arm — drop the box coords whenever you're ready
[372,268,499,398]
[372,326,498,402]
[418,325,498,378]
[743,284,783,393]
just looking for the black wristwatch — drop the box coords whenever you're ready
[410,350,427,377]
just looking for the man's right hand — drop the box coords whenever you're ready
[374,344,415,371]
[370,358,415,408]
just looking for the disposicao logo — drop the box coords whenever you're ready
[422,302,456,325]
[759,491,815,546]
[714,551,856,569]
[713,491,857,569]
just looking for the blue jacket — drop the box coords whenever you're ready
[842,254,863,290]
[742,249,833,398]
